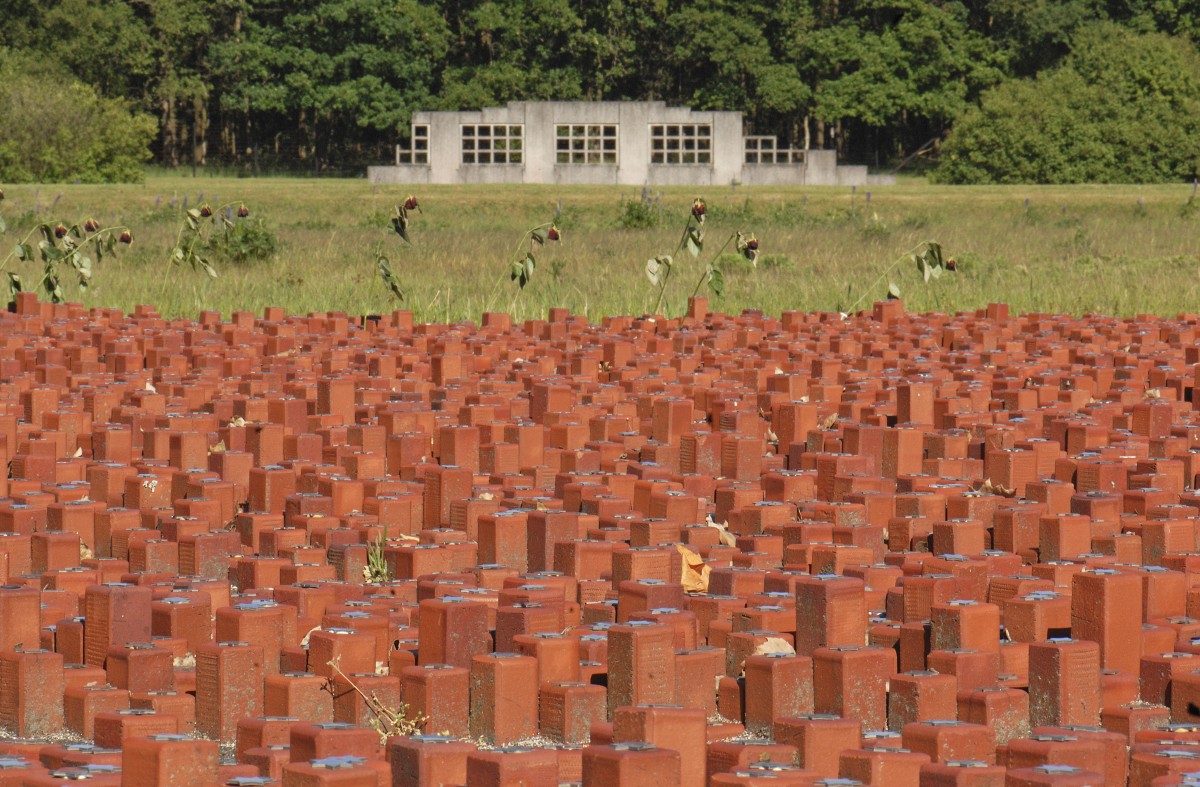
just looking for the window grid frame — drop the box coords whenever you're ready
[650,123,713,165]
[461,124,524,165]
[396,124,430,165]
[744,135,806,164]
[555,124,619,165]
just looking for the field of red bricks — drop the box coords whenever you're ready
[10,291,1200,785]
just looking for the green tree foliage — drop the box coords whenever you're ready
[10,0,158,99]
[799,0,1003,153]
[142,0,230,169]
[0,53,157,183]
[572,0,674,100]
[210,0,451,168]
[438,0,584,107]
[982,0,1110,75]
[5,0,1200,178]
[935,23,1200,183]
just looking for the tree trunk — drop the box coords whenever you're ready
[298,108,308,161]
[193,95,208,168]
[222,120,236,165]
[161,95,178,168]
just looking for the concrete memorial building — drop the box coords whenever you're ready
[368,100,892,187]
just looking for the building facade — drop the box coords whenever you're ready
[367,101,893,187]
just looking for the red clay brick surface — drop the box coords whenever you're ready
[6,292,1200,784]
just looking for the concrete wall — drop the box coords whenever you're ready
[366,101,894,187]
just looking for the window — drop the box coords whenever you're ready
[744,136,777,164]
[556,124,618,164]
[650,124,712,164]
[744,135,805,164]
[461,124,523,164]
[396,124,429,164]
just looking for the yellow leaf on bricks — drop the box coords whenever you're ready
[753,637,796,657]
[676,543,711,594]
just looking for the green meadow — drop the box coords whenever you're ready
[4,176,1200,322]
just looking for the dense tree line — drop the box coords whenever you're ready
[3,0,1200,182]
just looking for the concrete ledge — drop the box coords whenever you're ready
[368,166,430,185]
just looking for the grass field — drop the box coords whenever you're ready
[3,175,1200,322]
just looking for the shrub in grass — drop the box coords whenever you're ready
[617,189,663,229]
[209,219,277,265]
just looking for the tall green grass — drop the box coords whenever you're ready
[3,177,1199,322]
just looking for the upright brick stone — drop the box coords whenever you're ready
[793,574,867,656]
[84,582,152,668]
[195,641,265,742]
[1028,639,1101,728]
[1070,568,1143,675]
[607,621,676,714]
[0,648,64,736]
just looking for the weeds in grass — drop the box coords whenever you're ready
[506,219,560,304]
[764,198,809,226]
[687,233,731,301]
[214,219,277,264]
[390,196,420,243]
[645,198,705,313]
[1021,197,1044,225]
[706,196,757,223]
[757,252,792,270]
[9,177,1200,320]
[377,196,421,303]
[377,257,405,303]
[689,230,758,298]
[0,190,131,302]
[169,200,253,278]
[845,240,954,314]
[617,187,663,229]
[716,251,791,275]
[646,198,762,313]
[1183,182,1200,218]
[1067,227,1095,257]
[859,212,893,239]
